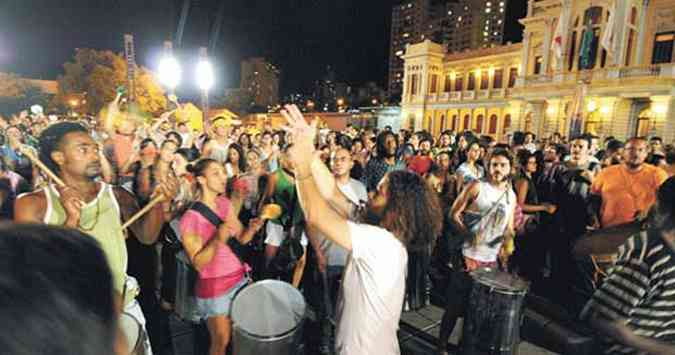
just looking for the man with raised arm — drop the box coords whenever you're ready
[280,105,442,355]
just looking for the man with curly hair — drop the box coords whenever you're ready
[281,104,443,355]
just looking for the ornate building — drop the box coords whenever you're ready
[401,0,675,143]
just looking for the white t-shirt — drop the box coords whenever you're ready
[320,178,368,267]
[335,221,407,355]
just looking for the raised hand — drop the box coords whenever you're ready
[280,104,317,168]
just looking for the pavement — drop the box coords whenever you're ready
[398,304,559,355]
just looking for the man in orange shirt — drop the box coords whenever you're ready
[591,137,668,228]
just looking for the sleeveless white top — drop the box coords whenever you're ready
[462,180,516,263]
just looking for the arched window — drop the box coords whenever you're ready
[475,114,484,133]
[451,114,458,131]
[463,114,471,131]
[503,114,512,131]
[488,114,498,134]
[440,115,446,131]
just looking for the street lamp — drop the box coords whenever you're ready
[158,56,181,91]
[196,47,213,123]
[196,59,214,92]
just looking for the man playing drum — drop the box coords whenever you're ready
[14,122,179,355]
[281,104,443,355]
[438,148,517,355]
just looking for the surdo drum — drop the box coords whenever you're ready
[461,268,529,355]
[230,280,306,355]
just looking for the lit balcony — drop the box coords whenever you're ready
[462,91,476,100]
[477,90,490,99]
[523,64,675,86]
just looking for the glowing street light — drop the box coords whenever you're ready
[337,98,345,106]
[158,56,181,90]
[196,59,214,91]
[197,47,213,123]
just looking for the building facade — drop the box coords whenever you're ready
[240,57,280,110]
[389,0,525,100]
[401,0,675,143]
[389,0,434,100]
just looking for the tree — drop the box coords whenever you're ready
[0,73,52,117]
[53,48,166,115]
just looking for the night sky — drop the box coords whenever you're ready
[0,0,398,97]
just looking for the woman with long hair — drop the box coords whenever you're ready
[510,151,556,279]
[179,159,264,355]
[455,139,484,195]
[224,143,247,179]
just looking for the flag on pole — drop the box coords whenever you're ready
[579,21,594,70]
[601,2,616,55]
[552,17,564,60]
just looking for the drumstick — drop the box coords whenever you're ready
[17,145,67,187]
[121,195,164,230]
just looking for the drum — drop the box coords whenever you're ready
[119,312,146,355]
[231,280,306,355]
[174,251,199,322]
[462,268,529,355]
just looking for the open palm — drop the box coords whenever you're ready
[280,104,317,165]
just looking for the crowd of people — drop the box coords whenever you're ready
[0,98,674,355]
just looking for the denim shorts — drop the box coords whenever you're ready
[194,278,249,320]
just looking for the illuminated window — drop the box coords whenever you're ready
[467,72,476,90]
[493,69,503,88]
[488,114,498,134]
[476,115,484,133]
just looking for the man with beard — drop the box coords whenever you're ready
[548,134,601,311]
[14,122,178,355]
[591,137,668,229]
[306,142,368,354]
[600,139,625,168]
[281,104,442,355]
[361,131,406,198]
[438,148,517,355]
[408,137,434,175]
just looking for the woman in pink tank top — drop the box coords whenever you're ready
[179,159,264,355]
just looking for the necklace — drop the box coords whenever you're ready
[79,197,101,232]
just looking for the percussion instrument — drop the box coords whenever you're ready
[119,312,146,355]
[571,221,641,258]
[462,268,529,355]
[231,280,306,355]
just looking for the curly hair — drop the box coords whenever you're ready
[38,122,88,174]
[380,170,443,252]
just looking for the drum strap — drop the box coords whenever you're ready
[189,201,247,266]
